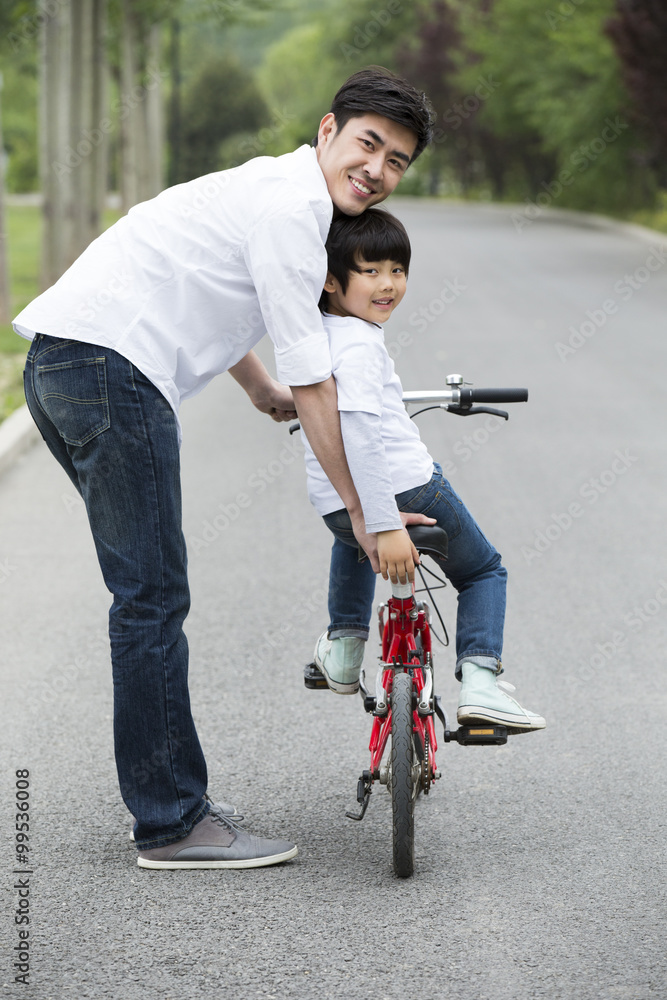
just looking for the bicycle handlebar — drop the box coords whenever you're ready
[402,387,528,406]
[288,380,529,433]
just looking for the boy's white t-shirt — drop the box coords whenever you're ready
[302,313,434,517]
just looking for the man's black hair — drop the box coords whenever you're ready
[315,66,435,162]
[320,209,411,310]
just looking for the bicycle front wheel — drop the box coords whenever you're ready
[391,670,415,877]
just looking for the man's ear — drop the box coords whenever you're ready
[317,113,337,147]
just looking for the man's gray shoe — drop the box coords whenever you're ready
[129,795,244,842]
[136,812,297,869]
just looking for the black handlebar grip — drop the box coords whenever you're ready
[459,387,528,405]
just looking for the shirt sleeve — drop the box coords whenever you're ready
[332,337,386,416]
[243,206,332,386]
[340,410,403,533]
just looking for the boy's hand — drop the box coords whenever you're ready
[377,529,420,584]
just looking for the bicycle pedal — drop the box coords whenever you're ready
[455,724,508,746]
[303,661,329,690]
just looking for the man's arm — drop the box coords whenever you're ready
[228,351,297,422]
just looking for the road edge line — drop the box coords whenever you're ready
[0,404,40,481]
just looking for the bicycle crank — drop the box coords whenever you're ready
[345,769,373,821]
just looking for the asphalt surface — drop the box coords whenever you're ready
[1,200,666,999]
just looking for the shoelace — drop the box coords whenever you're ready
[205,794,245,824]
[209,811,244,834]
[497,680,516,694]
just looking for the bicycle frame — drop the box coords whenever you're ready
[299,375,531,875]
[368,589,439,785]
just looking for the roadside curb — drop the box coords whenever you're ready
[0,404,40,481]
[389,196,667,248]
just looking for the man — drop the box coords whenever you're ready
[14,67,434,869]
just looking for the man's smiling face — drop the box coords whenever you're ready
[315,112,418,216]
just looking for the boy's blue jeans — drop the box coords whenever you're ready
[323,463,507,679]
[24,335,209,849]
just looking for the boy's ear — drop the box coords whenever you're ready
[323,271,338,293]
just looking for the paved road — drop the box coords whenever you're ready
[1,201,666,999]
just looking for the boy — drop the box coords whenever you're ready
[302,209,545,730]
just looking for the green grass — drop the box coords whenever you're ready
[627,192,667,236]
[0,204,120,422]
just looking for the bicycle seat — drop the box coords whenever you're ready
[406,525,448,561]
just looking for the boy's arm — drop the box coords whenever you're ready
[291,378,381,571]
[339,409,422,584]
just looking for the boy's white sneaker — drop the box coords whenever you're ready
[457,661,546,731]
[314,632,365,695]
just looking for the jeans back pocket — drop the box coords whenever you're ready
[36,356,110,447]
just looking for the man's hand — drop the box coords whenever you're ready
[228,352,297,422]
[250,379,297,422]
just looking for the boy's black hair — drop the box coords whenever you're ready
[320,209,411,311]
[315,66,434,163]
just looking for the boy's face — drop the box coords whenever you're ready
[316,113,417,215]
[324,257,407,325]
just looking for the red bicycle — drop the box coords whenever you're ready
[301,376,530,877]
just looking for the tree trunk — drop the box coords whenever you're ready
[0,73,11,323]
[144,22,163,200]
[40,0,72,290]
[119,0,139,215]
[40,0,109,290]
[119,4,164,213]
[167,18,181,187]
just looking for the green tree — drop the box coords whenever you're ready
[461,0,654,211]
[177,55,268,181]
[256,21,341,157]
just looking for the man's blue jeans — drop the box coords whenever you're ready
[323,463,507,679]
[24,335,209,849]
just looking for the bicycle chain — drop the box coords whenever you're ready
[421,730,432,795]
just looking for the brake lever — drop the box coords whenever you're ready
[288,421,301,434]
[446,405,509,420]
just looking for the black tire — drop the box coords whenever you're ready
[391,670,415,878]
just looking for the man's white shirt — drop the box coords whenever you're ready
[302,312,434,530]
[13,145,333,437]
